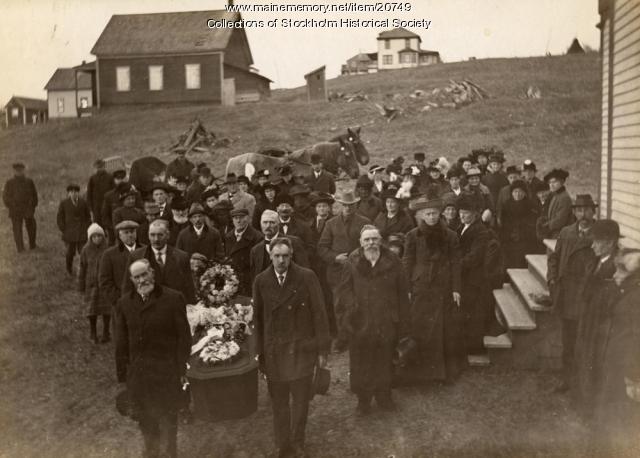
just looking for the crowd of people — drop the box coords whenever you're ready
[3,146,639,457]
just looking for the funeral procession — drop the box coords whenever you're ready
[1,0,639,457]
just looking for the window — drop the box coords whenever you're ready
[116,66,130,92]
[400,53,417,64]
[384,39,390,49]
[382,55,393,65]
[11,107,19,118]
[148,65,163,91]
[185,64,201,89]
[405,38,410,48]
[57,98,64,113]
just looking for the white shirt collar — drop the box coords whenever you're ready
[152,245,167,256]
[194,225,204,236]
[124,243,136,252]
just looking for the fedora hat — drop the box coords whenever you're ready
[334,190,360,205]
[355,175,374,189]
[457,193,480,212]
[224,173,238,184]
[509,180,528,193]
[572,194,598,208]
[543,168,569,182]
[591,219,621,240]
[311,192,334,206]
[505,165,520,175]
[188,202,206,217]
[409,195,443,212]
[313,366,331,396]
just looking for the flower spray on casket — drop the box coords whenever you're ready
[186,261,254,366]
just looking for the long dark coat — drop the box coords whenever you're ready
[86,170,113,223]
[99,241,143,306]
[458,219,491,354]
[318,213,371,289]
[307,171,336,194]
[57,197,91,243]
[124,245,195,304]
[224,225,263,297]
[253,263,330,382]
[249,234,310,284]
[373,210,415,239]
[3,175,38,218]
[78,239,110,316]
[573,257,617,417]
[499,198,538,269]
[309,214,336,334]
[115,285,191,417]
[546,186,574,238]
[481,171,508,206]
[337,247,409,394]
[175,224,224,261]
[592,273,640,454]
[547,223,598,320]
[402,221,464,382]
[168,220,189,247]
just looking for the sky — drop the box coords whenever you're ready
[0,0,601,106]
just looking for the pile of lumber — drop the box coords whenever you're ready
[169,118,231,154]
[328,90,368,102]
[421,79,489,110]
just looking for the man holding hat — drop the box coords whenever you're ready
[541,168,573,239]
[165,148,195,184]
[87,159,114,227]
[225,207,264,297]
[176,203,224,262]
[547,194,599,392]
[57,184,92,275]
[112,190,145,227]
[99,220,142,316]
[355,175,384,222]
[574,219,620,414]
[3,162,38,252]
[373,186,415,239]
[308,153,336,194]
[401,194,464,384]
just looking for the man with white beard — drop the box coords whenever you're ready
[115,259,191,458]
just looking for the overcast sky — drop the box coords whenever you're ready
[0,0,600,105]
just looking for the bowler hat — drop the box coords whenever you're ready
[199,167,212,178]
[355,175,374,189]
[313,366,331,396]
[382,187,400,201]
[522,159,537,172]
[591,219,621,240]
[510,180,528,193]
[171,197,189,211]
[224,173,238,184]
[543,168,569,182]
[12,162,25,170]
[427,163,441,173]
[256,169,270,179]
[237,175,250,185]
[457,193,479,212]
[188,203,206,217]
[289,184,311,197]
[230,208,249,218]
[334,190,360,205]
[572,194,598,208]
[115,220,140,231]
[150,182,168,193]
[311,192,335,207]
[446,167,463,180]
[175,175,189,185]
[532,181,549,194]
[274,193,294,207]
[442,194,458,209]
[488,153,505,164]
[94,159,105,168]
[279,165,293,176]
[505,165,520,175]
[262,181,278,192]
[66,184,80,192]
[310,153,322,164]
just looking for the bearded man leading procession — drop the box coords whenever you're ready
[547,194,598,393]
[3,162,38,252]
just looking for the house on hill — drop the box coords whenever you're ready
[341,52,378,75]
[597,0,640,248]
[45,63,96,118]
[4,96,48,127]
[90,10,271,107]
[377,27,441,70]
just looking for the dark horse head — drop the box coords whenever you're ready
[334,137,361,179]
[331,127,370,166]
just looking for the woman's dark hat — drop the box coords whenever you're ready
[543,168,569,182]
[591,219,621,240]
[509,180,528,193]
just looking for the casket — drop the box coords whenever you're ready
[186,296,258,421]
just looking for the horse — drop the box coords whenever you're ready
[330,127,370,166]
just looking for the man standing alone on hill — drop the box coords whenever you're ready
[3,162,38,252]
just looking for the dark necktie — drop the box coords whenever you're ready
[156,252,164,268]
[277,274,285,287]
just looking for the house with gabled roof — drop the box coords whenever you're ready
[377,27,441,70]
[45,63,95,118]
[4,96,48,127]
[90,9,271,107]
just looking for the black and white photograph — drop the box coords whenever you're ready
[1,0,639,456]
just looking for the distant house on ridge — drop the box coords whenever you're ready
[4,96,48,128]
[377,27,441,70]
[90,9,271,107]
[45,62,96,118]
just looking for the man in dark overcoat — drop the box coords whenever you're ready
[165,149,195,183]
[2,162,38,252]
[249,210,310,284]
[124,219,195,303]
[86,159,113,226]
[99,220,142,312]
[402,196,464,383]
[224,207,263,296]
[57,184,92,274]
[112,190,146,227]
[456,194,491,355]
[307,153,336,195]
[539,168,574,239]
[547,194,598,392]
[253,237,330,458]
[275,192,314,248]
[115,259,191,458]
[175,203,224,261]
[337,226,409,414]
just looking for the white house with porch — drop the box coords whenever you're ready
[376,27,440,71]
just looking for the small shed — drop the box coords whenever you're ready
[4,96,48,127]
[304,66,327,102]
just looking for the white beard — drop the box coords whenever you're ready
[363,247,381,263]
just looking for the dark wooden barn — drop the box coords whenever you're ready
[304,66,327,102]
[4,96,48,128]
[90,10,271,107]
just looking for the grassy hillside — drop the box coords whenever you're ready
[0,53,600,456]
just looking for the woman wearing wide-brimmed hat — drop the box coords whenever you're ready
[373,185,415,239]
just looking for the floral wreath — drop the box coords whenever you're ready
[198,263,239,308]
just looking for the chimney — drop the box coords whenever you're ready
[82,60,86,65]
